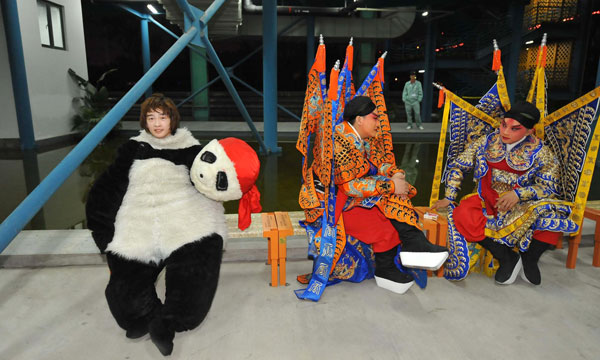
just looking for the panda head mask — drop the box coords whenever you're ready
[190,138,262,230]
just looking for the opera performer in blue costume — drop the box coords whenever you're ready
[432,101,578,285]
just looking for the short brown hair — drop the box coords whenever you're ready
[139,93,180,135]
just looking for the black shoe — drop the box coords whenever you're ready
[149,317,175,356]
[374,247,415,294]
[520,239,551,285]
[479,238,522,285]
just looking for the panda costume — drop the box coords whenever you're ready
[87,129,261,356]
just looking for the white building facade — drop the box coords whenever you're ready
[1,0,88,149]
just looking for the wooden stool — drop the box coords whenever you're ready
[261,212,293,286]
[414,207,448,277]
[566,207,600,269]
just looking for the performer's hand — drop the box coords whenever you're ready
[391,172,406,181]
[392,177,409,199]
[496,191,519,212]
[430,198,451,211]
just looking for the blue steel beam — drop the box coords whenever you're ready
[230,74,301,121]
[141,17,152,97]
[0,26,200,253]
[177,76,220,107]
[199,0,227,24]
[263,0,280,153]
[2,0,36,150]
[200,32,269,154]
[118,0,269,153]
[230,18,302,70]
[176,0,197,23]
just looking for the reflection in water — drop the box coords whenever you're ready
[2,139,600,230]
[262,153,279,212]
[399,143,422,185]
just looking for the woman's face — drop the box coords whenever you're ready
[145,108,171,139]
[499,117,532,144]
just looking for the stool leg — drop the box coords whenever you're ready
[593,222,600,267]
[555,236,563,249]
[279,236,287,286]
[566,233,581,269]
[270,236,279,286]
[437,224,447,277]
[425,224,437,277]
[267,235,272,265]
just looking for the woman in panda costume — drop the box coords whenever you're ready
[86,93,261,356]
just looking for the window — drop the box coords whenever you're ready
[37,0,65,50]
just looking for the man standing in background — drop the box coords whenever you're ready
[402,71,423,130]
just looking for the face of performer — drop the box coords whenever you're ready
[355,110,379,139]
[500,117,533,144]
[145,108,172,139]
[410,74,416,83]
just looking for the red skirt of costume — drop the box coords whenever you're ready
[342,206,400,253]
[453,159,560,245]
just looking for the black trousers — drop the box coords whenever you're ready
[105,234,223,333]
[389,219,429,247]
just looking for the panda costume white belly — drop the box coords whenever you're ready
[103,129,228,264]
[108,158,227,263]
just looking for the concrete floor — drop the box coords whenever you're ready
[1,242,600,360]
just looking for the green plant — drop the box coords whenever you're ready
[69,68,118,135]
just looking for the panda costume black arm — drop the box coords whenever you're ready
[86,140,138,253]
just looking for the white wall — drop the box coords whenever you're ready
[17,0,88,141]
[0,5,20,139]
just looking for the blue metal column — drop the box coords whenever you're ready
[306,16,315,76]
[422,20,437,123]
[2,0,36,150]
[506,1,524,101]
[263,0,280,153]
[141,17,152,97]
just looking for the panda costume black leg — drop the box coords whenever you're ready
[105,253,163,339]
[149,234,223,356]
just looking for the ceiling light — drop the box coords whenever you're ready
[147,4,159,14]
[422,11,429,16]
[418,69,425,73]
[525,40,534,45]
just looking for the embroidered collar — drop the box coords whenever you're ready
[132,128,200,149]
[347,122,363,142]
[485,131,542,171]
[505,134,528,152]
[337,121,366,153]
